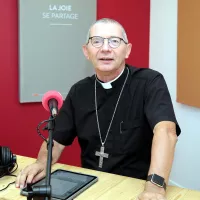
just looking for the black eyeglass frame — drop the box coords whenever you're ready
[87,36,128,48]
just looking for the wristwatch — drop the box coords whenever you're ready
[147,174,166,190]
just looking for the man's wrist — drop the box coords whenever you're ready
[36,159,47,165]
[145,181,166,195]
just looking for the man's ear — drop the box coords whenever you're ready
[125,43,132,59]
[82,45,90,60]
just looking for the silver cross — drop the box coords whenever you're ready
[95,146,109,168]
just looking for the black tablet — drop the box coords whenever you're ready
[21,169,98,200]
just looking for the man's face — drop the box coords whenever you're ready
[83,23,132,73]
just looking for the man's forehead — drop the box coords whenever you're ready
[90,23,123,37]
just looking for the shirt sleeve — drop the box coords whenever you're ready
[144,73,181,136]
[52,85,77,145]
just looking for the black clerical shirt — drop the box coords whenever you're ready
[52,65,181,180]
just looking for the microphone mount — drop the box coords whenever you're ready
[25,115,55,200]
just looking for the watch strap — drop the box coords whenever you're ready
[147,174,166,190]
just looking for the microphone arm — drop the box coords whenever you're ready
[45,115,54,196]
[25,116,55,200]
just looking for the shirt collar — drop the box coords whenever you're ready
[96,67,125,89]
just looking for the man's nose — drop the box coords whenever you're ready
[101,39,111,51]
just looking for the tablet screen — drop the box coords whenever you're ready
[26,169,98,200]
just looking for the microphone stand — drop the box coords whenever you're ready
[25,115,55,200]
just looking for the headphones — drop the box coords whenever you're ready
[0,146,16,177]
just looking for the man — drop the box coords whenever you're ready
[16,18,181,200]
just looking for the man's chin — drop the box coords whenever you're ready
[95,65,115,72]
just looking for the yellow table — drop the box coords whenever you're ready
[0,155,200,200]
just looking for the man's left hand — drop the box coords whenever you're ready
[137,182,166,200]
[137,191,166,200]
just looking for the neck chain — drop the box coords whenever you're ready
[95,67,129,147]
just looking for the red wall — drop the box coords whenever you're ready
[0,0,150,166]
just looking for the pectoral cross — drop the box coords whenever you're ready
[95,146,109,168]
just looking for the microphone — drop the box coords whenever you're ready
[42,90,63,117]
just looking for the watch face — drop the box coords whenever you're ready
[151,174,164,187]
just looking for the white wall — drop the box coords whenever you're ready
[149,0,200,191]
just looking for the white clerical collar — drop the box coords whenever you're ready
[96,67,125,89]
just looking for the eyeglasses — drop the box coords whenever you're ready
[88,36,128,49]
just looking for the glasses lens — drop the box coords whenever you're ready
[91,37,103,48]
[109,37,121,48]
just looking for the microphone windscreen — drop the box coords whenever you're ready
[42,91,63,112]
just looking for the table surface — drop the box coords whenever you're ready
[0,155,200,200]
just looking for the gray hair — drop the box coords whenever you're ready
[86,18,129,44]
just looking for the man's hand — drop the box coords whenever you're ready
[137,182,166,200]
[15,161,46,189]
[137,192,166,200]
